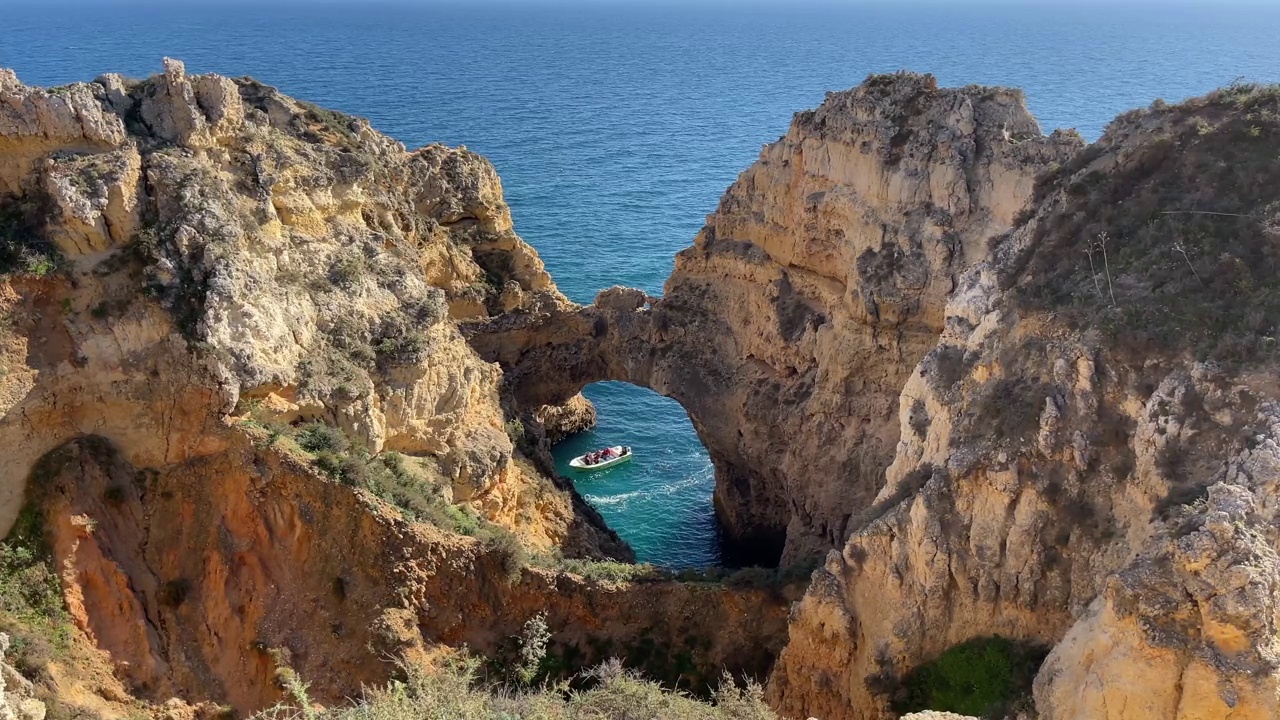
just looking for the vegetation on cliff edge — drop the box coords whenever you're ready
[889,636,1046,719]
[0,193,61,279]
[0,507,72,683]
[1018,82,1280,366]
[260,653,776,720]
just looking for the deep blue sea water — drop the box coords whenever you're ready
[4,0,1279,567]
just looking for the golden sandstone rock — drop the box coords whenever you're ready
[0,60,791,717]
[469,73,1280,719]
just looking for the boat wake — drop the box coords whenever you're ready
[584,473,707,508]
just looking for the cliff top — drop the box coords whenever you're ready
[790,72,1083,169]
[1012,81,1280,367]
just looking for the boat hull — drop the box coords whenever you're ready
[570,446,633,471]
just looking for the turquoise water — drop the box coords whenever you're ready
[5,0,1280,567]
[555,383,720,568]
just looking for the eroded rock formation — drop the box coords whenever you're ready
[0,58,619,557]
[0,635,45,720]
[35,434,790,715]
[0,60,795,718]
[767,84,1280,719]
[5,57,1280,720]
[471,73,1280,719]
[469,74,1083,563]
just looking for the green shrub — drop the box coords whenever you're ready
[504,419,526,447]
[0,505,73,683]
[0,193,61,279]
[327,250,368,289]
[891,636,1046,719]
[374,330,430,369]
[364,454,462,527]
[550,558,662,584]
[313,451,367,486]
[254,652,778,720]
[296,423,349,454]
[479,527,527,584]
[437,503,483,536]
[371,300,441,370]
[513,612,550,687]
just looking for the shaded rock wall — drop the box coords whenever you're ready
[36,433,791,715]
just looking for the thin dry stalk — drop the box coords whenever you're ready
[1098,232,1117,307]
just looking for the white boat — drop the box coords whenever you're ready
[569,446,633,471]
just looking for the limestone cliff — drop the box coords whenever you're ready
[470,73,1280,720]
[0,60,800,719]
[468,73,1082,563]
[767,83,1280,719]
[0,635,45,720]
[0,58,619,558]
[6,57,1280,720]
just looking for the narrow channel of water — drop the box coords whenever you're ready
[551,382,720,569]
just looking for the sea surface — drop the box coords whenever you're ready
[4,0,1279,567]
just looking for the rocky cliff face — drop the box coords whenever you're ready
[0,58,619,558]
[767,83,1280,719]
[470,73,1280,720]
[6,57,1280,720]
[468,74,1082,563]
[0,60,799,718]
[33,433,790,716]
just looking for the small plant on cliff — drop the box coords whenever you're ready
[480,526,528,584]
[0,194,61,279]
[890,636,1046,719]
[0,505,73,683]
[294,101,364,149]
[546,557,663,584]
[259,648,320,720]
[513,612,551,686]
[504,418,527,447]
[296,422,350,454]
[327,250,368,290]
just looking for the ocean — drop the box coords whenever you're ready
[4,0,1278,567]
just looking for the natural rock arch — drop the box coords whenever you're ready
[465,285,794,564]
[465,74,1085,565]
